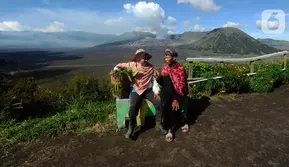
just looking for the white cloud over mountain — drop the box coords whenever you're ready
[222,22,249,28]
[177,0,221,12]
[184,17,200,30]
[193,24,205,32]
[0,21,26,31]
[123,1,176,36]
[0,2,176,36]
[0,21,65,32]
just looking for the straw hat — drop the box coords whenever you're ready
[128,49,152,61]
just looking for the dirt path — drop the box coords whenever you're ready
[2,86,289,167]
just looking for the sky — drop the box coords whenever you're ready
[0,0,289,40]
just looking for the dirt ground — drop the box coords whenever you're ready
[2,86,289,167]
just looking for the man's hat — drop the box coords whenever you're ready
[135,49,145,55]
[129,49,152,61]
[165,48,178,57]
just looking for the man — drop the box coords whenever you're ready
[112,49,167,139]
[157,49,189,142]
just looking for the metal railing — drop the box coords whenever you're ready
[186,51,288,85]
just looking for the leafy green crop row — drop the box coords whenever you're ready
[184,61,289,98]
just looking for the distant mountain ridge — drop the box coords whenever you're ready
[0,29,287,56]
[0,31,118,49]
[258,38,289,51]
[0,31,156,49]
[94,31,207,49]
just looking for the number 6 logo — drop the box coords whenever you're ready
[261,9,285,34]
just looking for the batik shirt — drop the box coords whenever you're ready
[160,62,188,100]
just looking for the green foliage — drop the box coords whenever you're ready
[0,72,116,152]
[110,69,133,99]
[0,101,115,151]
[60,73,113,103]
[186,61,289,98]
[0,77,62,121]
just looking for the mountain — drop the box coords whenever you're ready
[169,32,207,43]
[180,27,279,55]
[94,32,206,49]
[258,38,289,51]
[113,31,156,41]
[0,31,160,49]
[94,32,157,48]
[0,31,118,49]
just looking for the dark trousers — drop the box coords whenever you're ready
[162,96,187,132]
[129,89,162,126]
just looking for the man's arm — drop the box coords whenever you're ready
[156,66,166,87]
[152,76,161,94]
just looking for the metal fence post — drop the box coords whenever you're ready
[250,61,254,84]
[188,62,193,79]
[283,54,287,70]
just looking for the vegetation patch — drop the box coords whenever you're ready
[184,61,289,99]
[1,59,288,153]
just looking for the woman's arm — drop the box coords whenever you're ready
[113,62,131,70]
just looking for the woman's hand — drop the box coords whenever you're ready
[172,100,180,111]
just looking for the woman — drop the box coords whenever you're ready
[112,49,167,139]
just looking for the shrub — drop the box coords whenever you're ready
[60,73,113,104]
[0,77,62,122]
[186,61,287,98]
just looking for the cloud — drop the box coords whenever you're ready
[134,25,176,35]
[0,21,26,31]
[1,8,138,34]
[184,16,200,30]
[163,25,177,34]
[134,27,156,34]
[222,22,249,28]
[0,20,65,32]
[167,16,177,24]
[104,17,125,25]
[1,4,177,35]
[33,21,65,32]
[177,0,221,12]
[193,24,205,32]
[123,1,174,36]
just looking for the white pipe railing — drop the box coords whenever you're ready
[186,51,288,63]
[186,51,288,84]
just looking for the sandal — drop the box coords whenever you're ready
[181,124,189,133]
[165,132,174,142]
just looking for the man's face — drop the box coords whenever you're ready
[165,55,176,65]
[138,58,146,66]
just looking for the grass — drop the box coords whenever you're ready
[0,101,115,152]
